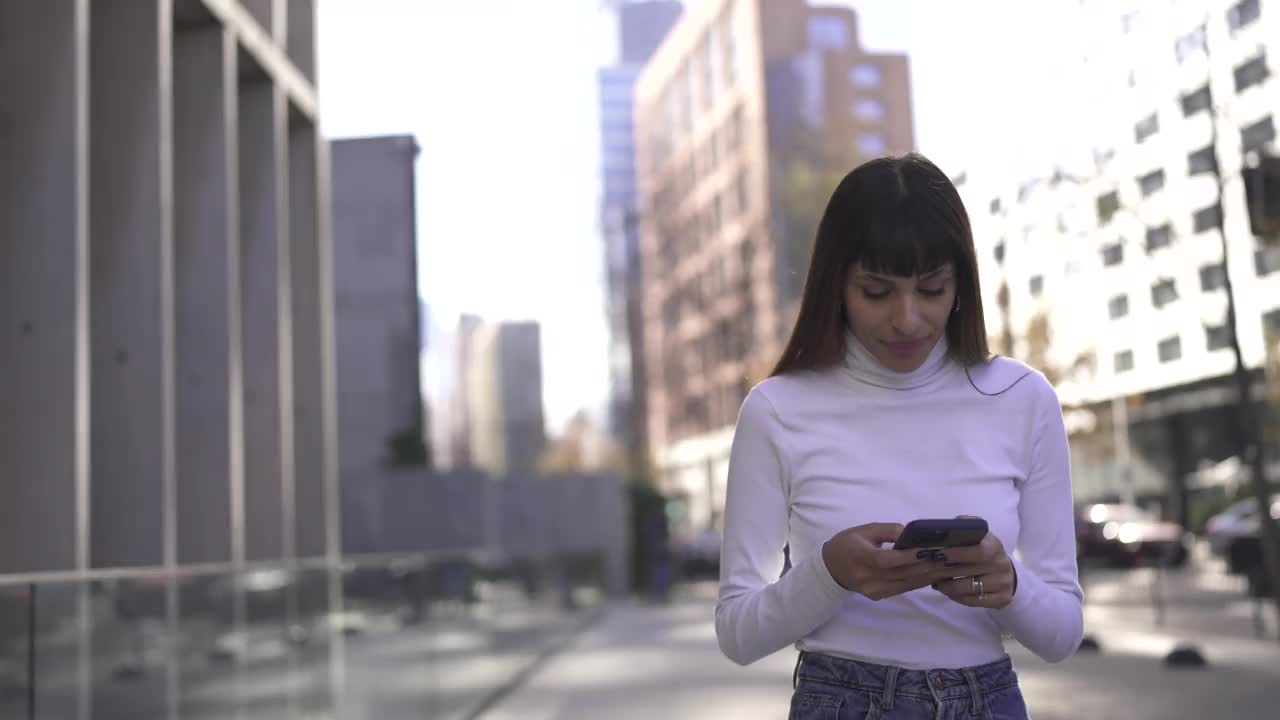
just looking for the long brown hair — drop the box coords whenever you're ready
[771,153,989,377]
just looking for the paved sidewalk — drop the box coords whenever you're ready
[480,586,1280,720]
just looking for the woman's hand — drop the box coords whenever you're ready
[929,524,1017,610]
[822,523,955,601]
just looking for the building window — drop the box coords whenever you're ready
[1266,308,1280,335]
[989,197,1002,215]
[720,8,737,88]
[705,34,721,110]
[1234,54,1270,93]
[1102,242,1124,266]
[735,169,750,215]
[1188,145,1217,175]
[807,15,849,51]
[1146,223,1173,251]
[725,106,741,150]
[1206,324,1233,351]
[1151,278,1178,308]
[857,133,886,157]
[1135,113,1159,143]
[850,63,881,87]
[1158,336,1182,362]
[1257,246,1280,275]
[1029,275,1044,296]
[1097,191,1120,224]
[994,241,1006,264]
[1200,262,1226,291]
[1138,169,1166,196]
[1175,27,1206,63]
[1242,116,1276,153]
[1115,350,1135,373]
[1193,203,1223,233]
[1108,294,1130,319]
[1229,0,1261,31]
[1181,85,1212,116]
[852,98,885,122]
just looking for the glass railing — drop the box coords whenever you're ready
[0,550,609,719]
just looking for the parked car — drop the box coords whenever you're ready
[1205,494,1280,556]
[1076,503,1191,567]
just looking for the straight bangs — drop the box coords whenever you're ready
[849,192,960,278]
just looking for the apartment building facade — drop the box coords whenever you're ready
[634,0,914,534]
[964,0,1280,514]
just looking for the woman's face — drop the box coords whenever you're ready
[844,262,957,372]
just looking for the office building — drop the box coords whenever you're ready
[633,0,915,534]
[600,1,682,458]
[331,134,425,551]
[465,320,548,477]
[446,313,484,469]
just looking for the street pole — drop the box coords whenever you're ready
[1111,394,1134,505]
[1203,22,1280,639]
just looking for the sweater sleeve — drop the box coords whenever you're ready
[989,378,1085,663]
[715,388,850,666]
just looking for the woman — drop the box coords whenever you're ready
[715,154,1082,719]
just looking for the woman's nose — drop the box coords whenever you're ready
[889,297,921,334]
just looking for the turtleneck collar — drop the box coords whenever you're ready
[842,330,952,390]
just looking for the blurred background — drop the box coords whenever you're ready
[1,0,1279,718]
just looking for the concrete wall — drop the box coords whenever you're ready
[353,469,630,597]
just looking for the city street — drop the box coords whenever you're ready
[481,562,1280,720]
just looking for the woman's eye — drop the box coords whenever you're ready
[919,287,946,298]
[862,289,891,300]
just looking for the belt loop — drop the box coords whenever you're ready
[880,666,899,711]
[961,668,983,715]
[793,651,805,690]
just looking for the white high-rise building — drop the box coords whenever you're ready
[961,0,1280,513]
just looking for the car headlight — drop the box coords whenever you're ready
[1118,523,1141,545]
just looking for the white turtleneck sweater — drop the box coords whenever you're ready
[715,335,1083,669]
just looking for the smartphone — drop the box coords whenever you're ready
[892,518,989,553]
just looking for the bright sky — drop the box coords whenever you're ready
[316,0,1094,435]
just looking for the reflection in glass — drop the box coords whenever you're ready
[89,578,170,720]
[33,582,83,720]
[176,573,239,719]
[0,584,32,719]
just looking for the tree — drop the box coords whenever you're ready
[1199,21,1280,631]
[1021,310,1095,388]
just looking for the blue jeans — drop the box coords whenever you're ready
[789,651,1031,720]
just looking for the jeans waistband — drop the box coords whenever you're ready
[793,651,1018,713]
